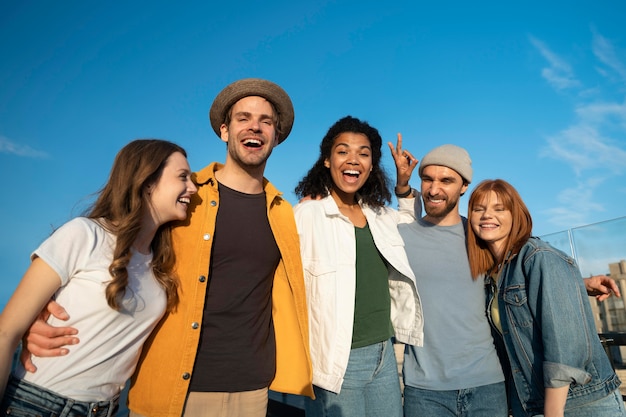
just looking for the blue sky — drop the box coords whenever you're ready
[1,0,626,307]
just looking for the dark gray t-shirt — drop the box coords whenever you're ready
[190,183,280,392]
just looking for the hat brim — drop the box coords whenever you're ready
[209,78,294,144]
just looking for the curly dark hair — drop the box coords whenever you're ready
[295,116,391,207]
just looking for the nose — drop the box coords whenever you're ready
[248,118,261,132]
[188,180,198,194]
[427,181,441,196]
[347,152,359,165]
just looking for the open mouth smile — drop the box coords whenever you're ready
[243,138,263,148]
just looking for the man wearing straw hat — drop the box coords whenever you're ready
[21,78,314,417]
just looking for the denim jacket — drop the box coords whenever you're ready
[486,237,620,416]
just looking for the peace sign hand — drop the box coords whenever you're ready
[388,133,418,197]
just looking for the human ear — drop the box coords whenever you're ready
[219,124,229,143]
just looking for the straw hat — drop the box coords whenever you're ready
[209,78,294,143]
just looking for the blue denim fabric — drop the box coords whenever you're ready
[305,338,402,417]
[487,237,622,416]
[403,382,508,417]
[562,390,626,417]
[1,376,119,417]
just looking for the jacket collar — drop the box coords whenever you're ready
[193,161,283,203]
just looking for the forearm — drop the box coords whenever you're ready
[544,385,569,417]
[0,332,22,399]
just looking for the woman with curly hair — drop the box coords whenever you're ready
[294,116,424,417]
[0,139,197,416]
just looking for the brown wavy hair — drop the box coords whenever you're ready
[88,139,186,311]
[467,179,533,279]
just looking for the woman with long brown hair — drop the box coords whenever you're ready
[0,139,197,416]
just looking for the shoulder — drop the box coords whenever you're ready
[54,217,105,238]
[518,237,577,269]
[193,162,221,186]
[362,203,398,223]
[520,237,565,257]
[34,217,112,268]
[294,198,326,218]
[260,178,295,211]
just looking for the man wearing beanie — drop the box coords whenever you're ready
[398,144,508,417]
[396,145,619,416]
[22,79,314,417]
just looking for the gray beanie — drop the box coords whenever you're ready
[418,144,473,183]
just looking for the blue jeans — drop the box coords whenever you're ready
[305,338,402,417]
[562,390,626,417]
[403,381,508,417]
[1,376,119,417]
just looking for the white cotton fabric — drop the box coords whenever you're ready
[294,195,424,394]
[15,217,167,402]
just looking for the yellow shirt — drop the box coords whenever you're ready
[490,271,503,334]
[128,162,313,417]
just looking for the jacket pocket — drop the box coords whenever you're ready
[303,260,337,304]
[302,260,340,371]
[502,284,533,327]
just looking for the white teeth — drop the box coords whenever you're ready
[244,139,262,145]
[178,197,190,204]
[343,170,360,175]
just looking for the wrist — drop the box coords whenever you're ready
[395,186,412,198]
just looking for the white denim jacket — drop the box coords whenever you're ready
[294,195,424,393]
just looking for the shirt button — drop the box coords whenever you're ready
[182,373,191,380]
[191,322,199,329]
[203,233,210,241]
[199,275,206,283]
[210,200,217,207]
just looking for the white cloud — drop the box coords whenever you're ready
[0,136,49,158]
[533,30,626,230]
[543,124,626,175]
[576,101,626,132]
[529,35,581,90]
[543,179,606,229]
[592,28,626,82]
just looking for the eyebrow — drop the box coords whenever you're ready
[334,142,372,150]
[233,111,274,120]
[421,174,457,181]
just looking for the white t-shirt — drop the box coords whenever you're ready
[15,217,167,401]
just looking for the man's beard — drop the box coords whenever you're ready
[423,195,459,219]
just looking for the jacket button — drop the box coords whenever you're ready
[191,322,199,329]
[203,233,210,241]
[182,373,191,380]
[199,275,206,283]
[210,200,217,206]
